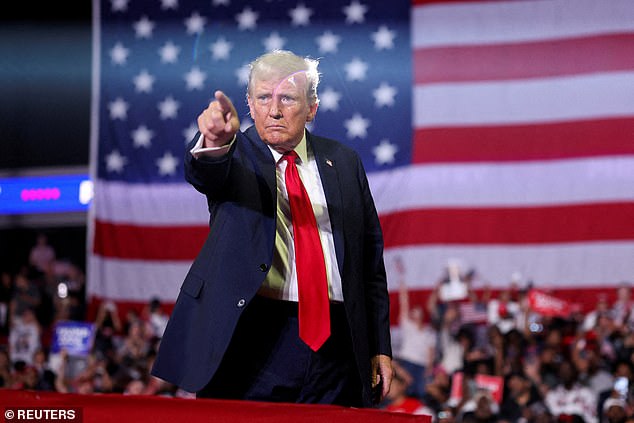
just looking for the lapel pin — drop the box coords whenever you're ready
[325,159,333,167]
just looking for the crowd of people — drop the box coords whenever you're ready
[0,233,192,398]
[382,271,634,423]
[1,233,634,422]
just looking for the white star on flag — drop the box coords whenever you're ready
[110,42,129,65]
[108,98,129,120]
[319,87,342,111]
[133,70,155,93]
[316,31,341,54]
[185,12,206,34]
[158,96,180,119]
[184,67,207,90]
[210,37,233,60]
[372,139,398,165]
[263,32,286,51]
[160,0,178,10]
[159,41,181,64]
[156,152,179,176]
[344,58,369,81]
[373,82,397,107]
[372,25,396,50]
[132,125,154,148]
[344,113,370,138]
[289,4,312,26]
[105,150,128,173]
[343,1,368,24]
[235,64,250,86]
[111,0,129,12]
[236,7,258,30]
[133,16,155,38]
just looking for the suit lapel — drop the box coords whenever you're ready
[309,133,346,275]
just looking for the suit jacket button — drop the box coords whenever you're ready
[237,299,246,308]
[259,263,269,272]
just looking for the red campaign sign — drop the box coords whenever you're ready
[449,371,464,404]
[528,289,572,317]
[474,374,504,404]
[449,372,505,405]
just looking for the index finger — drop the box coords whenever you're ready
[214,90,234,115]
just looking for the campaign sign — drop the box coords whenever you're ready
[474,374,504,404]
[449,372,505,405]
[51,321,96,356]
[528,289,572,317]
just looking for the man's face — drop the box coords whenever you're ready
[247,72,318,153]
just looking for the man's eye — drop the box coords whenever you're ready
[281,96,296,104]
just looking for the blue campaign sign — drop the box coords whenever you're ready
[0,174,92,215]
[51,321,96,356]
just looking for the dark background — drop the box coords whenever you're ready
[0,3,92,273]
[0,2,92,169]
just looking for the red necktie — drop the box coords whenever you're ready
[283,151,330,351]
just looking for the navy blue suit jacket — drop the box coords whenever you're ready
[151,126,391,406]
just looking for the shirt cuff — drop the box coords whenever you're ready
[190,134,236,159]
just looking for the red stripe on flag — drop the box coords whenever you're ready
[93,220,208,260]
[380,202,634,247]
[414,33,634,84]
[413,117,634,163]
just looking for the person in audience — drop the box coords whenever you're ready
[10,273,41,319]
[603,397,629,423]
[31,348,56,391]
[571,332,614,399]
[380,361,432,415]
[28,233,56,276]
[8,307,41,366]
[488,286,521,335]
[421,366,451,415]
[0,348,13,387]
[459,388,501,423]
[0,271,12,337]
[499,371,544,423]
[142,297,169,341]
[612,283,633,329]
[583,293,612,333]
[544,360,598,423]
[395,279,437,399]
[438,304,471,375]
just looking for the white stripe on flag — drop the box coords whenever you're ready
[413,0,634,48]
[87,256,188,301]
[414,71,634,127]
[383,241,634,291]
[93,180,208,224]
[369,156,634,213]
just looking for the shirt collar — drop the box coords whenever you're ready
[269,130,309,164]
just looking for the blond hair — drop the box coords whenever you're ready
[247,50,320,106]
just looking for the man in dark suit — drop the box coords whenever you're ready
[151,50,393,407]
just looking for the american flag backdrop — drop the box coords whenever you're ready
[89,0,634,316]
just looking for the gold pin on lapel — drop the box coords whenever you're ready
[325,159,333,167]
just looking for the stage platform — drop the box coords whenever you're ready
[1,390,430,423]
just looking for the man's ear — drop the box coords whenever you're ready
[306,102,318,123]
[246,95,253,115]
